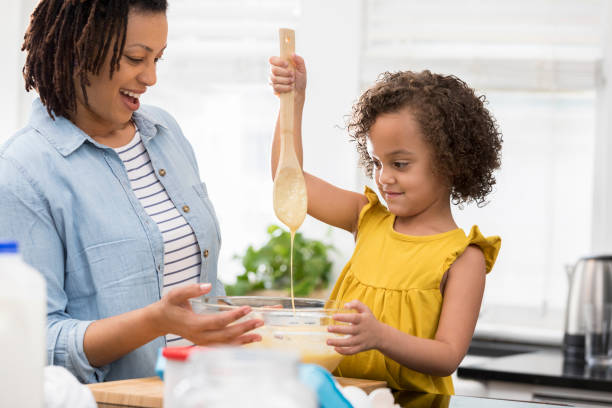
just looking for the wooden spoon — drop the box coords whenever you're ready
[273,28,307,234]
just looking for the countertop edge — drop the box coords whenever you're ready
[457,365,612,392]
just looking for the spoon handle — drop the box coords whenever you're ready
[278,28,296,162]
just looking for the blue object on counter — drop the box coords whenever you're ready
[298,364,353,408]
[0,241,18,253]
[155,348,166,380]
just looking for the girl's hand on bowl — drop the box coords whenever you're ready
[326,300,384,355]
[152,283,263,346]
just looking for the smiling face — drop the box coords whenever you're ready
[368,108,451,222]
[73,10,168,139]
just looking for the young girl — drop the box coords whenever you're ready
[269,55,501,394]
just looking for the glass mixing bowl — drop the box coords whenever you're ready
[189,296,350,372]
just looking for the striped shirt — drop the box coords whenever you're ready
[115,129,200,346]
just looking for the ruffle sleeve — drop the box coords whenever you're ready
[442,225,501,274]
[357,186,384,231]
[361,186,380,213]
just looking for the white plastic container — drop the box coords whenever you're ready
[162,346,202,408]
[0,241,46,408]
[172,348,317,408]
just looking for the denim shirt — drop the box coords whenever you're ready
[0,99,225,383]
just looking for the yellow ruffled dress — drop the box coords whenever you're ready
[330,187,501,394]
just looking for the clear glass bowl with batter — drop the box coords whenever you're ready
[189,296,350,372]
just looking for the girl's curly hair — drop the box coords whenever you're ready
[348,70,502,206]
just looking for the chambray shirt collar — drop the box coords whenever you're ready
[28,98,167,157]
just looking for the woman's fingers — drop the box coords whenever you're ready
[166,283,211,304]
[228,332,263,346]
[193,317,263,345]
[214,317,262,342]
[197,306,253,330]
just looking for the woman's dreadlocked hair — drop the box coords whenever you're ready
[22,0,167,119]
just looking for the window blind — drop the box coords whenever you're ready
[362,0,604,91]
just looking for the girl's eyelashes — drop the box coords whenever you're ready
[372,159,409,170]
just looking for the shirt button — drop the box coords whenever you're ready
[158,169,166,177]
[157,264,161,272]
[203,249,209,258]
[182,205,190,213]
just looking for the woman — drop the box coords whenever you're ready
[0,0,261,383]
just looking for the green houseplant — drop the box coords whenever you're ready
[226,225,336,297]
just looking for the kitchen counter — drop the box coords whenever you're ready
[457,349,612,406]
[94,391,571,408]
[88,376,571,408]
[473,305,565,346]
[457,349,612,392]
[393,392,570,407]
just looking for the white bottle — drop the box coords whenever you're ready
[0,241,46,408]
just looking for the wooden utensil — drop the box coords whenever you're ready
[272,28,307,233]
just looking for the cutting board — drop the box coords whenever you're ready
[88,376,387,408]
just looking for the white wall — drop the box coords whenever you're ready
[144,0,365,286]
[593,1,612,254]
[0,0,36,143]
[297,0,363,283]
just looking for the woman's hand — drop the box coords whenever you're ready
[269,54,307,101]
[326,300,385,355]
[152,283,263,346]
[84,282,263,368]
